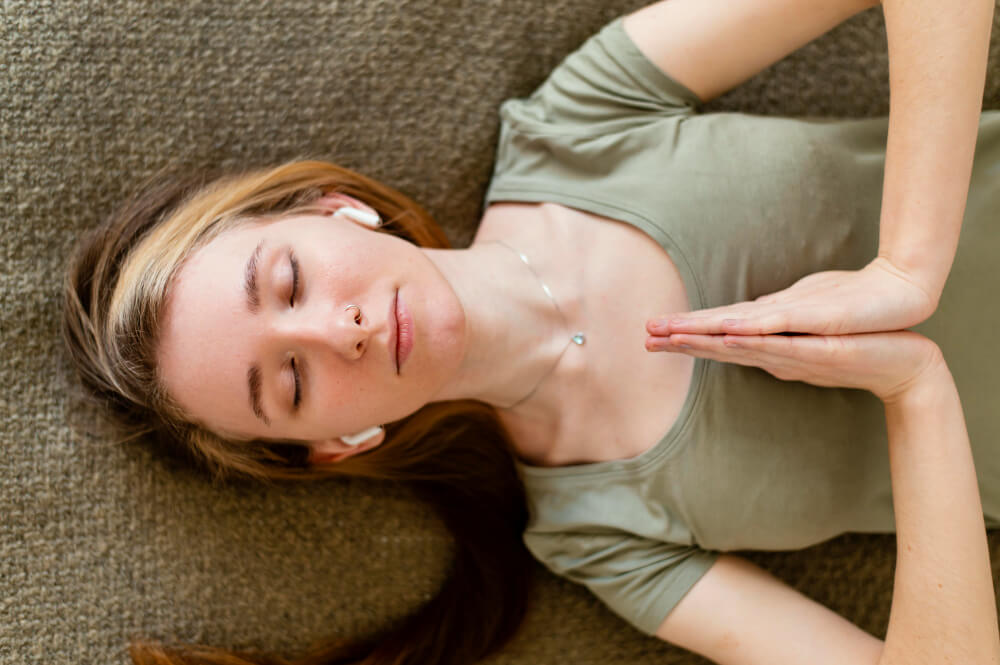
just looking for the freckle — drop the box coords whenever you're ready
[937,583,943,589]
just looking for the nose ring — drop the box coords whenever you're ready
[344,304,361,322]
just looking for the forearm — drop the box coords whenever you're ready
[875,0,994,304]
[878,360,1000,665]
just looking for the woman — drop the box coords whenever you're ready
[61,0,1000,664]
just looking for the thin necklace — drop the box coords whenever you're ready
[492,240,586,410]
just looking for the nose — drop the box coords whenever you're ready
[280,302,371,360]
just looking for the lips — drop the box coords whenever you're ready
[388,289,399,374]
[396,291,413,370]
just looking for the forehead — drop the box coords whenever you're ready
[157,220,269,435]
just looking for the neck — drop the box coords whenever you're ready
[421,241,580,415]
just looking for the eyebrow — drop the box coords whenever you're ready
[244,239,271,427]
[244,239,265,315]
[247,364,270,427]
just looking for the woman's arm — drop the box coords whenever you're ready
[649,0,995,337]
[649,331,1000,664]
[878,357,1000,665]
[876,0,995,306]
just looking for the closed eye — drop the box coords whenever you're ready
[288,250,302,411]
[291,356,301,409]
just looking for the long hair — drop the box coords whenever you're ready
[61,159,535,665]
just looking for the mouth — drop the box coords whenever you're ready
[389,289,399,375]
[395,291,413,370]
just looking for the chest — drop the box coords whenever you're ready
[474,202,696,466]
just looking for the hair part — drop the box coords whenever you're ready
[62,159,535,665]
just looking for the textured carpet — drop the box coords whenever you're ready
[4,1,1000,663]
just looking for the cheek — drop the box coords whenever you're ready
[313,245,370,292]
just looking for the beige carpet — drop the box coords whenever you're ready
[4,1,1000,663]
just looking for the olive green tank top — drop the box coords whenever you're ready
[483,14,1000,636]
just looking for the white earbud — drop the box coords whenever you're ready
[340,425,384,446]
[335,206,382,228]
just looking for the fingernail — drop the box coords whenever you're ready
[649,318,668,331]
[723,340,742,348]
[669,318,690,327]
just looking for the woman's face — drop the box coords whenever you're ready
[156,196,465,459]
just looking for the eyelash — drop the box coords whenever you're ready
[291,357,301,409]
[288,251,302,410]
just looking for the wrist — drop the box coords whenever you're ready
[871,253,945,311]
[880,346,951,408]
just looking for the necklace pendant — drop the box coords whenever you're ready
[571,332,586,345]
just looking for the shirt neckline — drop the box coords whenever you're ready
[514,356,708,480]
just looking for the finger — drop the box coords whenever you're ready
[654,309,791,336]
[652,333,873,389]
[645,335,753,366]
[647,334,783,373]
[718,332,851,366]
[659,333,838,371]
[666,304,850,337]
[731,309,850,336]
[717,311,798,335]
[647,302,769,335]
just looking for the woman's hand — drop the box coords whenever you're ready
[646,328,943,404]
[647,257,937,337]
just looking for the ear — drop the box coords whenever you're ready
[314,192,353,211]
[314,192,377,219]
[313,193,382,228]
[307,429,386,465]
